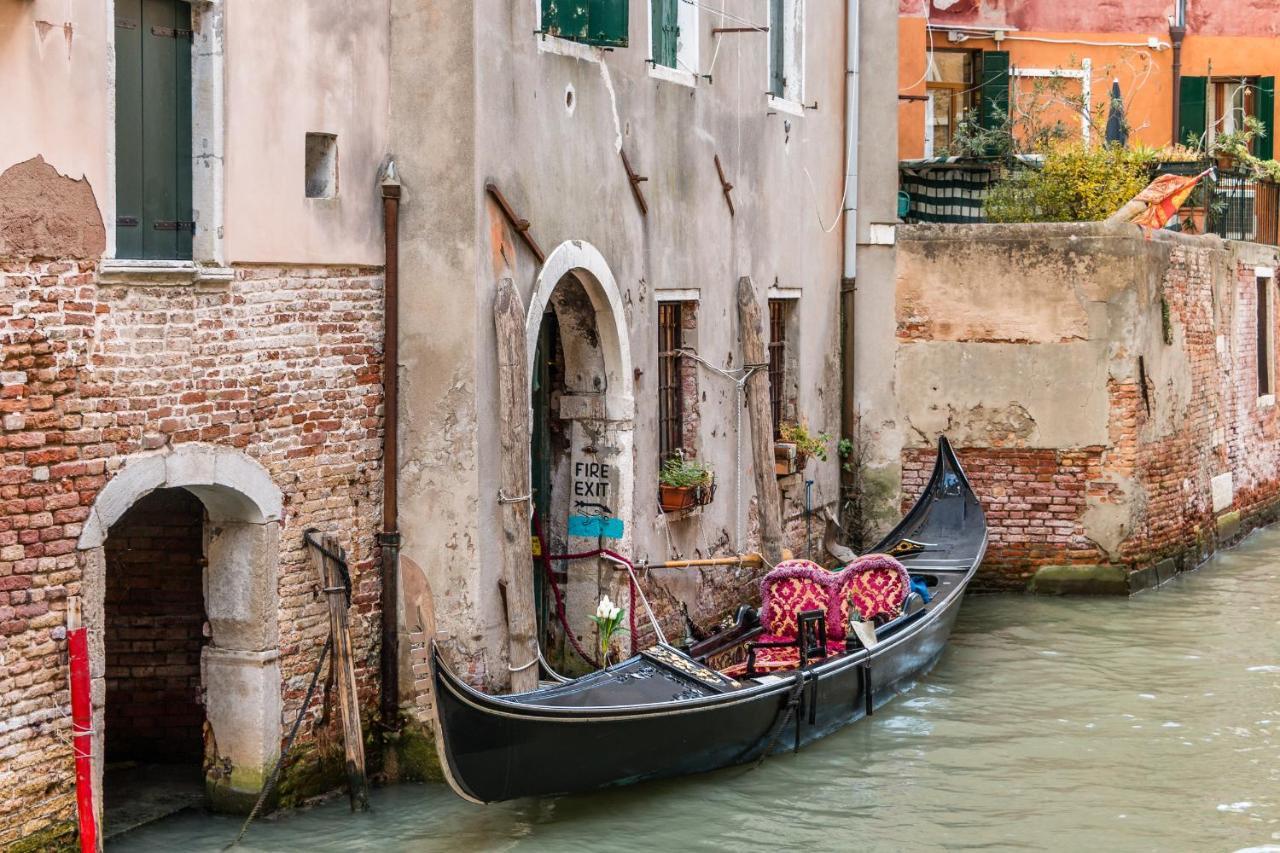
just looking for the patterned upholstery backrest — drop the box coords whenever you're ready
[831,554,911,628]
[758,560,836,639]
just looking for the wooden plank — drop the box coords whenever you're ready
[493,279,541,692]
[736,276,784,563]
[307,533,369,811]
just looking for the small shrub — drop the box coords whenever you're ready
[985,143,1156,223]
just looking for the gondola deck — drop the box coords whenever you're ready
[427,437,986,803]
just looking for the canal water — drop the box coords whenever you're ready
[112,529,1280,853]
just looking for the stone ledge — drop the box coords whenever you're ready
[99,259,234,285]
[1027,563,1129,595]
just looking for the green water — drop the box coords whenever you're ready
[111,529,1280,853]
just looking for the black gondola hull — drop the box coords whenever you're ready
[428,437,986,803]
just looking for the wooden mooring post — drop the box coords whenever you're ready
[737,275,785,563]
[307,532,370,811]
[493,278,541,693]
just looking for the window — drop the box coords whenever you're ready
[115,0,193,260]
[767,0,803,103]
[768,299,790,436]
[305,133,338,199]
[540,0,629,48]
[925,51,977,156]
[650,0,697,74]
[1259,276,1273,398]
[658,302,683,462]
[1179,76,1275,159]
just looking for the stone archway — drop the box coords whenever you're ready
[78,444,284,815]
[524,240,635,665]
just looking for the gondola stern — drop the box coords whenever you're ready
[426,642,492,805]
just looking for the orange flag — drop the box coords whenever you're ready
[1127,169,1213,230]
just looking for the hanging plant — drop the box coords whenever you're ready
[658,454,714,512]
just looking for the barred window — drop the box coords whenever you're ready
[768,299,788,436]
[658,302,684,462]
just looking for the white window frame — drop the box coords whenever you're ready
[648,0,699,87]
[766,0,805,114]
[1010,59,1093,145]
[1258,270,1275,405]
[103,0,229,282]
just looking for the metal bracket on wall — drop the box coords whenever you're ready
[485,182,546,264]
[620,150,649,216]
[714,154,735,217]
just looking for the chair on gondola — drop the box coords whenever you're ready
[721,560,844,678]
[831,553,912,633]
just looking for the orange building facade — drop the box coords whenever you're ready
[899,0,1280,161]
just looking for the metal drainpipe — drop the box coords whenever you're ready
[379,161,401,728]
[840,0,861,485]
[1170,0,1187,145]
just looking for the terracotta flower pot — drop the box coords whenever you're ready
[659,485,697,513]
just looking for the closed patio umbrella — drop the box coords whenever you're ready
[1105,78,1128,146]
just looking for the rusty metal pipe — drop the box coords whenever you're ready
[379,164,401,727]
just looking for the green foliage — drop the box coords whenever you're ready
[984,143,1157,223]
[778,421,831,462]
[659,454,712,488]
[1210,115,1266,162]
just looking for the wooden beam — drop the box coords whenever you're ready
[736,276,784,564]
[714,154,735,217]
[485,182,546,264]
[493,278,541,693]
[307,533,369,811]
[620,149,649,216]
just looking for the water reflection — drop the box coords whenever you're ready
[112,529,1280,852]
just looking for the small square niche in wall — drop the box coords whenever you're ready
[304,132,338,199]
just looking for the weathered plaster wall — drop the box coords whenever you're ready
[0,1,109,207]
[882,223,1280,591]
[222,0,388,264]
[899,0,1280,38]
[391,0,848,689]
[0,0,387,266]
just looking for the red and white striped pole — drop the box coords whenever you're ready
[67,597,98,853]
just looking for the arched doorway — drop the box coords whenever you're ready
[525,241,634,672]
[78,444,284,824]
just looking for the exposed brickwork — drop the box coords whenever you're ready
[896,231,1280,590]
[902,446,1110,589]
[0,258,384,847]
[104,487,205,763]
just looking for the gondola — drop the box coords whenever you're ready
[428,436,986,803]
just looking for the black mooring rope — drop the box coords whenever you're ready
[225,635,333,850]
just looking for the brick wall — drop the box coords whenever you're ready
[0,258,384,847]
[103,488,205,763]
[893,226,1280,591]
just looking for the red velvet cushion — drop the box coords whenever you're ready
[758,560,836,639]
[832,553,910,626]
[720,636,847,678]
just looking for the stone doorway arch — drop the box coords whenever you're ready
[78,444,284,815]
[524,240,634,667]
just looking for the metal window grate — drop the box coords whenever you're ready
[768,300,787,436]
[658,303,683,462]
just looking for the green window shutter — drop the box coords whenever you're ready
[115,0,192,260]
[542,0,628,48]
[1257,76,1275,161]
[769,0,785,97]
[1178,75,1208,149]
[978,51,1010,132]
[651,0,677,68]
[586,0,628,48]
[115,0,145,259]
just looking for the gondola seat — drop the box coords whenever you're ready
[832,553,911,628]
[721,560,843,678]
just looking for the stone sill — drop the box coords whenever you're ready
[100,259,234,285]
[648,63,697,88]
[766,95,805,117]
[536,34,606,63]
[1258,393,1275,409]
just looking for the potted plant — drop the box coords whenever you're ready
[659,454,714,513]
[776,421,831,474]
[1211,116,1265,172]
